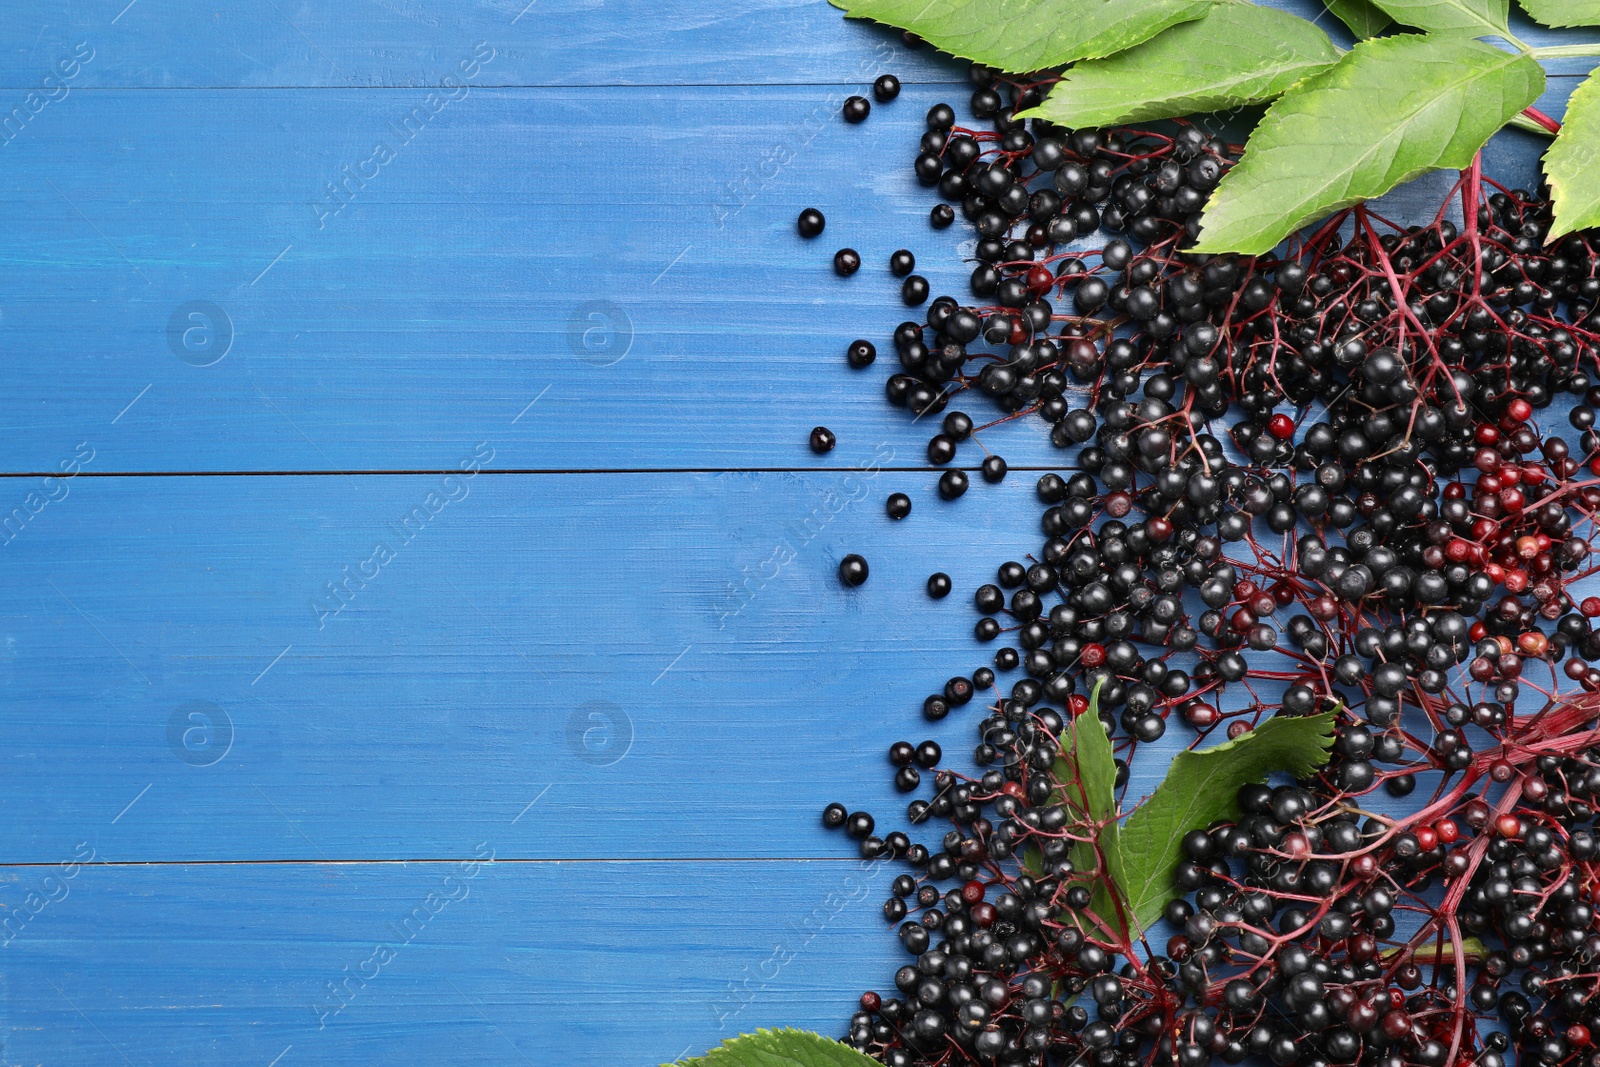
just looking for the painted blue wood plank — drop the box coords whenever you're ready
[0,859,899,1065]
[0,0,946,89]
[0,470,1075,862]
[0,0,1594,89]
[0,83,1561,474]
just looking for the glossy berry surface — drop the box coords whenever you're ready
[808,426,836,454]
[842,95,870,123]
[847,339,876,368]
[937,469,967,500]
[834,248,861,277]
[873,74,900,103]
[838,554,868,587]
[926,572,951,599]
[886,493,911,520]
[796,207,825,238]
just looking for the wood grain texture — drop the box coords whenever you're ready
[0,471,1065,863]
[0,84,1566,475]
[0,859,900,1065]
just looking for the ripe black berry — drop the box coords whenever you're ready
[901,275,929,305]
[873,74,901,103]
[938,469,968,499]
[834,248,861,277]
[843,96,870,123]
[929,204,954,229]
[886,493,911,520]
[822,802,847,828]
[943,411,973,440]
[796,207,825,238]
[981,455,1007,483]
[839,554,869,587]
[847,339,876,368]
[927,572,951,598]
[809,426,836,454]
[889,249,915,277]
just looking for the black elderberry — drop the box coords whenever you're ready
[873,74,901,103]
[981,455,1006,483]
[839,554,869,587]
[834,248,862,276]
[939,469,968,499]
[929,204,954,229]
[796,207,825,238]
[889,249,915,277]
[809,426,836,454]
[887,493,912,520]
[901,275,929,305]
[926,573,951,599]
[843,96,870,123]
[822,802,847,828]
[943,411,973,440]
[847,339,876,368]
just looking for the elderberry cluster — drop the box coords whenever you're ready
[812,57,1600,1067]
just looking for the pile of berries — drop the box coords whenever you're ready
[815,61,1600,1067]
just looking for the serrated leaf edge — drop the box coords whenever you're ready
[671,1028,882,1067]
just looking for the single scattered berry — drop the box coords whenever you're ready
[809,426,836,454]
[926,572,951,598]
[886,493,911,520]
[821,802,847,828]
[842,96,870,123]
[943,411,973,440]
[833,248,861,277]
[901,275,930,305]
[981,454,1007,483]
[796,207,825,238]
[838,554,869,587]
[889,249,915,277]
[846,339,876,368]
[938,469,968,499]
[873,74,900,103]
[927,434,955,465]
[929,204,954,229]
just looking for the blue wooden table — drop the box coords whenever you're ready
[0,2,1583,1063]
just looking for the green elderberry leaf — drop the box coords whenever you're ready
[1115,713,1337,933]
[1518,0,1600,27]
[672,1030,883,1067]
[1193,34,1543,255]
[828,0,1211,74]
[1366,0,1509,36]
[1053,685,1132,935]
[1015,5,1341,128]
[1545,70,1600,239]
[1324,0,1394,37]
